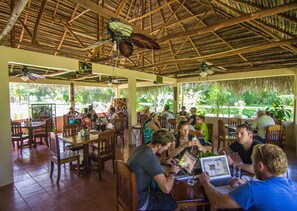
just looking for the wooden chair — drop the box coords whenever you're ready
[168,118,177,131]
[265,125,283,147]
[114,117,125,144]
[159,116,168,128]
[90,130,116,181]
[63,114,69,126]
[189,129,201,138]
[62,124,79,151]
[217,119,237,151]
[227,118,241,135]
[11,121,29,152]
[49,132,80,183]
[115,160,138,211]
[205,123,214,153]
[33,118,52,148]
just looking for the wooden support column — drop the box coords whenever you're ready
[173,83,178,114]
[127,77,137,145]
[70,82,75,109]
[0,55,13,187]
[294,71,297,153]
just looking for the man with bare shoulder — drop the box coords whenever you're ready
[199,144,297,210]
[220,124,262,173]
[127,129,180,210]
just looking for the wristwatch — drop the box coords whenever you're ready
[169,171,176,176]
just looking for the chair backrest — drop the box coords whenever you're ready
[49,132,60,160]
[63,114,69,126]
[217,119,226,137]
[168,118,177,131]
[114,117,124,133]
[45,118,53,133]
[115,160,138,211]
[228,118,241,126]
[63,124,78,136]
[97,130,115,157]
[266,125,283,146]
[159,116,168,128]
[11,121,22,136]
[206,123,214,143]
[189,129,200,137]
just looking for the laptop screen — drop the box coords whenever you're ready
[177,151,198,174]
[200,155,231,179]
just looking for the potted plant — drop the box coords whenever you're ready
[266,101,292,124]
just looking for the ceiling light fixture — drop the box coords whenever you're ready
[199,71,208,77]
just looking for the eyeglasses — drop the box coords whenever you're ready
[258,144,264,159]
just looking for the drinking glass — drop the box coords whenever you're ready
[233,164,241,178]
[187,173,195,186]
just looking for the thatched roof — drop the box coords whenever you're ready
[1,0,297,84]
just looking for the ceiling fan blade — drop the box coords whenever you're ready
[82,39,111,51]
[31,73,45,79]
[130,33,160,50]
[119,39,133,58]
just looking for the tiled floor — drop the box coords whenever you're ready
[1,134,297,211]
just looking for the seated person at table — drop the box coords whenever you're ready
[127,129,180,211]
[220,124,262,174]
[87,105,98,122]
[251,110,275,143]
[143,113,161,144]
[179,105,189,118]
[103,107,118,125]
[67,107,80,124]
[199,144,297,210]
[169,120,207,158]
[194,115,209,145]
[80,108,88,119]
[161,105,175,120]
[140,106,150,118]
[188,107,197,126]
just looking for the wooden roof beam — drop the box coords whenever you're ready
[137,37,297,69]
[115,0,128,17]
[31,0,47,44]
[158,1,297,42]
[0,0,29,42]
[70,0,152,38]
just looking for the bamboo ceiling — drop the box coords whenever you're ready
[1,0,297,84]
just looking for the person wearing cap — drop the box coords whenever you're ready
[251,110,275,143]
[143,113,161,144]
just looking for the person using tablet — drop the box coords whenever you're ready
[199,144,297,210]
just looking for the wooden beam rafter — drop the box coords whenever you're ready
[158,1,297,42]
[31,0,47,44]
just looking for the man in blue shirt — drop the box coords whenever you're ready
[199,144,297,210]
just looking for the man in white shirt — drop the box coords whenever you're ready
[161,105,175,120]
[251,110,275,143]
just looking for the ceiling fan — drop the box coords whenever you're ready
[177,62,225,78]
[14,66,45,81]
[82,18,160,58]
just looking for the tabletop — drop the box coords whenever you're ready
[58,133,99,147]
[171,179,209,207]
[21,121,45,128]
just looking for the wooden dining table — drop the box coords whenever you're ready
[171,179,210,210]
[58,132,99,175]
[21,121,45,148]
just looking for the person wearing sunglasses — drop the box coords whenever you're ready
[199,144,297,210]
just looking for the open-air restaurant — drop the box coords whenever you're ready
[1,0,297,210]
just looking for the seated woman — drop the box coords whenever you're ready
[68,107,80,125]
[143,113,161,144]
[169,121,207,158]
[179,106,189,118]
[103,107,118,126]
[194,115,209,146]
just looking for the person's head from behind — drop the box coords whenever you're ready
[88,105,93,112]
[83,108,88,113]
[110,107,116,113]
[236,124,253,145]
[252,144,288,180]
[151,129,175,154]
[164,105,170,111]
[181,106,186,111]
[177,121,190,138]
[257,110,266,117]
[190,107,197,114]
[196,115,205,124]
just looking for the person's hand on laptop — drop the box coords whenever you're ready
[166,157,177,166]
[198,172,210,184]
[230,177,246,188]
[170,163,180,175]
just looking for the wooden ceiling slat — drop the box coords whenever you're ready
[31,0,47,44]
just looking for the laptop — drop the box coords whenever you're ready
[200,155,232,187]
[163,151,199,180]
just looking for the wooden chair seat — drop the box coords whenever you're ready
[33,118,51,148]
